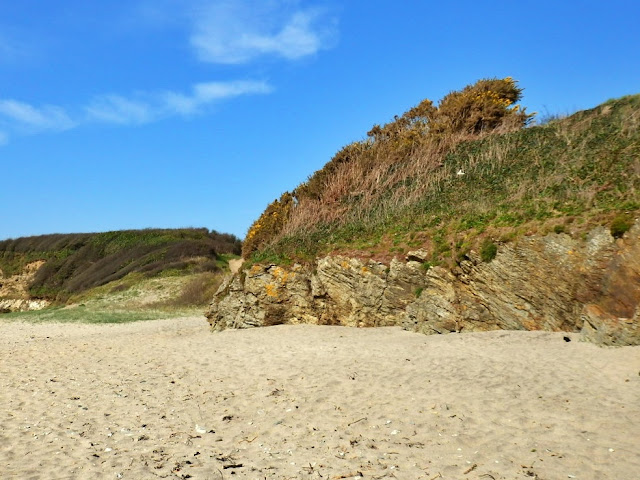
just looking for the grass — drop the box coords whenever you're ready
[246,94,640,266]
[480,239,498,262]
[0,307,187,324]
[0,266,228,324]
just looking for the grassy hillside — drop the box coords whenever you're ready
[0,228,241,301]
[244,85,639,266]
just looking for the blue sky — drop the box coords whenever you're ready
[1,0,639,240]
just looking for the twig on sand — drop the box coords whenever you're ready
[464,463,478,474]
[429,473,442,480]
[347,417,367,426]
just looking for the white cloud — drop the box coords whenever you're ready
[194,80,273,101]
[0,99,75,132]
[87,80,272,124]
[0,79,271,142]
[190,1,335,64]
[85,95,155,125]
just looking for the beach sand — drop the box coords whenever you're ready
[1,317,639,479]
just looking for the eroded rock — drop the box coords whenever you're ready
[205,221,640,346]
[0,261,50,313]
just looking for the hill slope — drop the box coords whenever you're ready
[0,228,241,302]
[245,92,639,265]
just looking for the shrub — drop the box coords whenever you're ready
[241,77,537,261]
[242,192,295,258]
[0,228,239,301]
[430,77,534,136]
[610,215,632,238]
[480,239,498,262]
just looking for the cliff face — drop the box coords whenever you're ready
[206,221,640,346]
[0,261,50,312]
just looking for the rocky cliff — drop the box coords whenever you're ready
[206,220,640,346]
[0,261,50,312]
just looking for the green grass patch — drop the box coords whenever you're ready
[0,307,184,324]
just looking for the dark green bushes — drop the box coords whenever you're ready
[0,228,241,301]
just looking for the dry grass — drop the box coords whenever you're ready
[248,94,640,265]
[280,129,518,240]
[169,272,223,307]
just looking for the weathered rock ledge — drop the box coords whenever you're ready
[0,298,50,313]
[206,221,640,346]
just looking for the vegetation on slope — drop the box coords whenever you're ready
[243,78,639,266]
[0,228,241,301]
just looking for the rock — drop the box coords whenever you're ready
[0,298,50,313]
[581,304,640,346]
[406,249,430,262]
[0,261,49,312]
[205,221,640,346]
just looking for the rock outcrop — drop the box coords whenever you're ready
[0,261,50,312]
[0,298,50,313]
[206,221,640,346]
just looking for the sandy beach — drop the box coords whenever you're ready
[1,317,639,480]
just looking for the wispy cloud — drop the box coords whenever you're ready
[0,99,75,132]
[85,95,155,126]
[87,80,272,125]
[190,1,336,64]
[0,79,272,144]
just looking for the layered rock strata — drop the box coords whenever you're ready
[206,222,640,346]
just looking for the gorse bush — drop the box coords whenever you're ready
[242,192,294,258]
[431,77,533,135]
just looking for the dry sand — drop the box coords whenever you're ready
[1,318,639,480]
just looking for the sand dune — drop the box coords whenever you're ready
[1,318,639,479]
